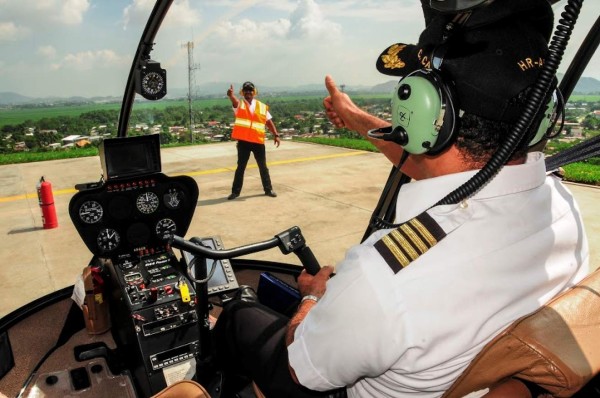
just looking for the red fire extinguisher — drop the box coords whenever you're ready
[37,176,58,229]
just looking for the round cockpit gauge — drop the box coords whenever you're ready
[164,188,184,210]
[141,71,165,96]
[97,228,120,252]
[136,191,160,214]
[79,200,103,224]
[155,218,177,241]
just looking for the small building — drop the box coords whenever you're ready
[62,135,85,145]
[14,142,28,151]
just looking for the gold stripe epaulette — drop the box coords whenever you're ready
[374,212,446,274]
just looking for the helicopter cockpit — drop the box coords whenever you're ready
[1,0,600,397]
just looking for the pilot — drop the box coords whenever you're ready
[214,1,589,397]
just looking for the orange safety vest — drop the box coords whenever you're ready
[231,100,268,144]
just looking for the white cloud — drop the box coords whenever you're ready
[165,0,202,27]
[0,22,29,41]
[1,0,598,98]
[288,0,341,39]
[37,45,57,59]
[320,0,422,22]
[53,50,129,71]
[1,0,90,27]
[214,18,291,45]
[211,0,340,45]
[123,0,201,30]
[122,0,155,30]
[56,0,90,25]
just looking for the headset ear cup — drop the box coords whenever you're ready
[427,70,458,154]
[529,89,559,146]
[391,69,458,155]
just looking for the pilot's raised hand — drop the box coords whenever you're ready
[323,75,362,130]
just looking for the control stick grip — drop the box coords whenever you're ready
[296,246,321,275]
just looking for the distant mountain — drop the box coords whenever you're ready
[0,92,33,105]
[573,76,600,94]
[167,82,331,99]
[167,81,400,99]
[370,80,398,94]
[0,92,121,106]
[2,75,598,106]
[369,77,600,95]
[366,75,600,96]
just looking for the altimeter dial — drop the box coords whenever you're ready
[136,191,160,214]
[79,200,103,224]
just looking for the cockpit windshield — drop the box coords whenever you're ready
[0,0,598,319]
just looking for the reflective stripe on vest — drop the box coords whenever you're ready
[232,100,268,144]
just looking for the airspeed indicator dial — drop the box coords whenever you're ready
[155,218,177,241]
[136,191,159,214]
[79,200,103,224]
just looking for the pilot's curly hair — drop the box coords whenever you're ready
[455,90,532,167]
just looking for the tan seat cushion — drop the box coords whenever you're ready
[444,268,600,398]
[151,380,211,398]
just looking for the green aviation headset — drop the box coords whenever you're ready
[368,36,462,156]
[389,68,459,155]
[367,1,560,156]
[368,57,559,156]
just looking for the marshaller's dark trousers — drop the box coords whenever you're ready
[231,140,273,195]
[214,299,347,398]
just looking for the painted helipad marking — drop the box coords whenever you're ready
[0,150,367,203]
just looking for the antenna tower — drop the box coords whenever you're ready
[182,41,200,142]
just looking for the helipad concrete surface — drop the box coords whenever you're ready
[1,141,599,317]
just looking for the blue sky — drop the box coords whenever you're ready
[0,0,598,99]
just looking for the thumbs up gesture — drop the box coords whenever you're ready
[226,84,234,98]
[323,75,354,129]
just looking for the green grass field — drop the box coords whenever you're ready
[0,93,392,129]
[0,99,228,128]
[2,95,599,185]
[0,102,119,127]
[569,94,600,102]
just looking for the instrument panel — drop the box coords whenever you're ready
[69,173,199,258]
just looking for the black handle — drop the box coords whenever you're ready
[295,245,321,275]
[171,225,322,275]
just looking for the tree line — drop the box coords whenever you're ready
[0,96,391,153]
[2,95,597,154]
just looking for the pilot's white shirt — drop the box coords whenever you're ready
[288,152,589,397]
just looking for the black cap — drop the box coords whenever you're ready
[242,81,256,91]
[376,0,553,123]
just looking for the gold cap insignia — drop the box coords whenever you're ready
[381,44,407,70]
